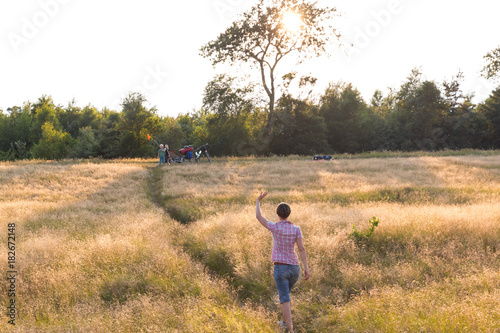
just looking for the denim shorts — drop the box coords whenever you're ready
[273,264,300,303]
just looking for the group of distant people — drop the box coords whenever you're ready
[157,144,171,166]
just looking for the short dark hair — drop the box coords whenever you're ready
[276,203,291,219]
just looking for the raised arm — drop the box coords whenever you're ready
[255,191,269,228]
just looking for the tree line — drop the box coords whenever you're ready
[2,0,499,160]
[0,67,499,161]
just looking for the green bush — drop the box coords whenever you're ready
[351,216,380,246]
[31,122,75,160]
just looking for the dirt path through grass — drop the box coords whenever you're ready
[0,161,276,332]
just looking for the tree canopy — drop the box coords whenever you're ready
[482,46,500,81]
[3,40,500,161]
[1,70,499,161]
[200,0,338,134]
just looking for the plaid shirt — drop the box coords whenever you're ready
[267,220,302,265]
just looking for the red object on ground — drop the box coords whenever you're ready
[180,147,194,154]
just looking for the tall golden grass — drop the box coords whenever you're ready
[163,155,500,332]
[1,154,499,332]
[0,160,273,332]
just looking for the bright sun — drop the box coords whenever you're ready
[282,11,303,34]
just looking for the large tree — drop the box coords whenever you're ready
[30,95,61,144]
[200,0,338,136]
[271,93,328,155]
[197,75,256,155]
[438,71,487,149]
[478,47,500,148]
[388,70,446,151]
[476,87,500,148]
[0,110,10,153]
[31,122,75,160]
[320,82,375,153]
[118,92,160,157]
[95,108,121,159]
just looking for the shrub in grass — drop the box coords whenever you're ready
[351,216,380,246]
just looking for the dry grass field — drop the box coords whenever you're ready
[1,152,500,332]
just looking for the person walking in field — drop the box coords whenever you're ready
[158,144,166,166]
[255,192,310,332]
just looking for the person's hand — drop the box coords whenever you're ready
[257,191,268,202]
[304,269,310,281]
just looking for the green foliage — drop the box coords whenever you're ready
[2,64,500,160]
[201,0,337,64]
[9,105,34,151]
[58,101,99,138]
[74,126,98,158]
[481,46,500,81]
[30,95,61,144]
[31,122,76,160]
[155,116,185,151]
[0,148,16,161]
[12,140,30,159]
[118,92,160,157]
[203,74,254,117]
[0,107,33,160]
[196,75,258,155]
[320,82,378,153]
[271,94,329,154]
[476,87,500,148]
[351,216,380,246]
[201,0,339,133]
[440,71,490,149]
[94,108,121,159]
[386,69,447,151]
[0,111,10,152]
[175,113,196,146]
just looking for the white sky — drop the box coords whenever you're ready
[1,0,499,117]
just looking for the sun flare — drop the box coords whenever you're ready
[282,11,303,34]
